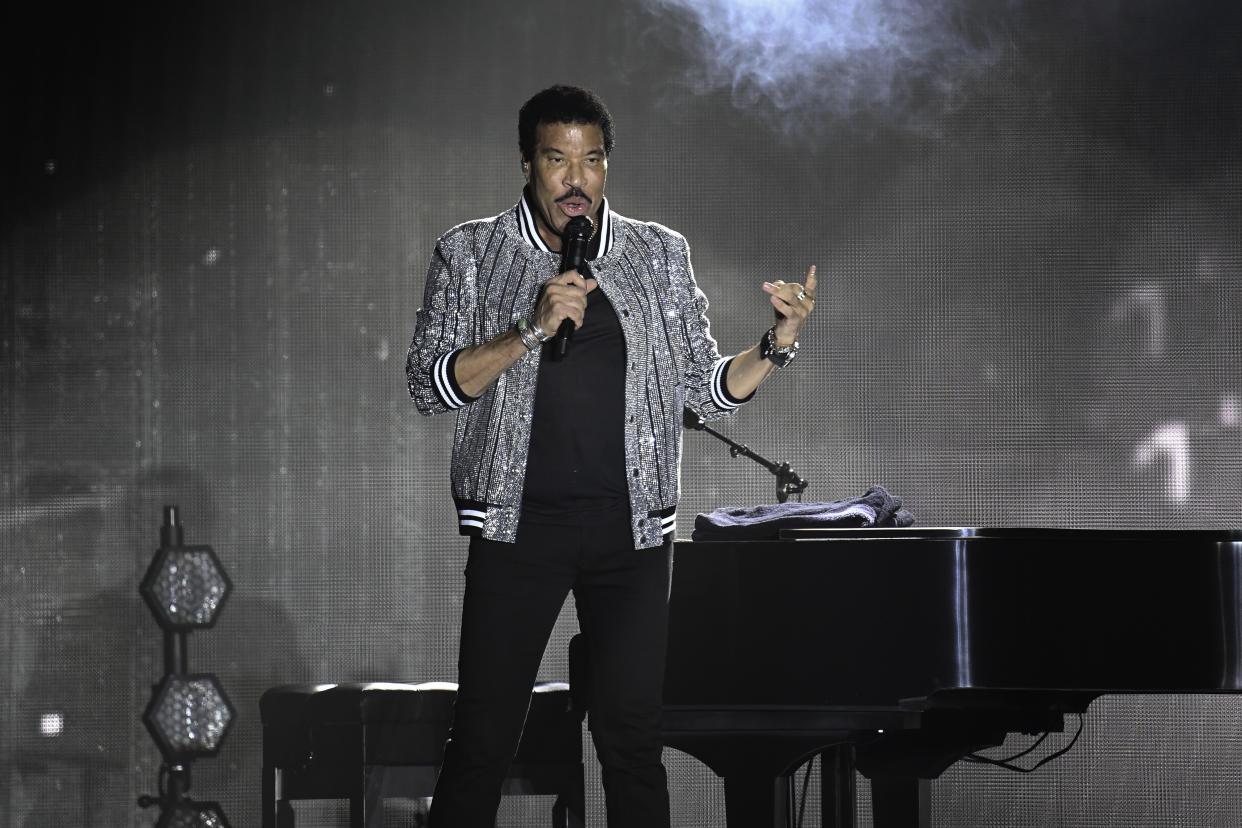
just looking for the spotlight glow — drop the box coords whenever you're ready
[39,712,64,737]
[640,0,1011,126]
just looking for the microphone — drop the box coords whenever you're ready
[551,215,596,361]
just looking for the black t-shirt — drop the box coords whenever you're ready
[520,285,630,525]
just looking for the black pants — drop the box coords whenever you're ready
[429,515,673,828]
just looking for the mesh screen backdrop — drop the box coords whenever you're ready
[2,0,1241,825]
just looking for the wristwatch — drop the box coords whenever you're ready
[516,317,552,351]
[759,325,799,368]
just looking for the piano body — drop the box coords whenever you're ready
[663,528,1242,827]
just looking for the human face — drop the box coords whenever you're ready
[524,121,608,250]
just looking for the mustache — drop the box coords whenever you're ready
[555,187,591,204]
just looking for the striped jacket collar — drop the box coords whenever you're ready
[516,190,615,258]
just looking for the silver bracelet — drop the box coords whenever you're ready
[516,317,549,351]
[528,319,551,342]
[759,325,799,368]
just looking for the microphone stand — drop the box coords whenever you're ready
[683,408,809,503]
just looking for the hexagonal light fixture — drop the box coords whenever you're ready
[155,801,233,828]
[143,674,236,761]
[140,544,232,631]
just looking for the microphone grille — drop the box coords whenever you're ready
[563,215,596,242]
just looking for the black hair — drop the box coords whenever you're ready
[518,85,615,162]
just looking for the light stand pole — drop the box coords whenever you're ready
[137,505,235,828]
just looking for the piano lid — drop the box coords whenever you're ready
[666,529,1242,707]
[777,526,1242,541]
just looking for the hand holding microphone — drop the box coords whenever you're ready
[549,215,596,361]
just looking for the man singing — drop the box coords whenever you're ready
[406,84,816,827]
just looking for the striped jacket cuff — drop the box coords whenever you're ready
[432,349,477,410]
[711,356,754,411]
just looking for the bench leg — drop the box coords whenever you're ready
[265,766,296,828]
[262,766,276,828]
[552,776,586,828]
[276,799,296,828]
[362,766,395,828]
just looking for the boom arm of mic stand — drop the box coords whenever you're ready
[683,408,809,503]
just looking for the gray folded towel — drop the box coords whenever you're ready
[691,486,914,541]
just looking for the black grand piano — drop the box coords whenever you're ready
[663,527,1242,827]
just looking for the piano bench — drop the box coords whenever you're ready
[260,681,585,828]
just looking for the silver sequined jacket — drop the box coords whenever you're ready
[407,195,748,549]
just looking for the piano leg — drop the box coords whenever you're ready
[722,774,795,827]
[869,776,930,828]
[820,745,857,828]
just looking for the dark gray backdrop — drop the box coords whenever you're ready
[3,0,1241,825]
